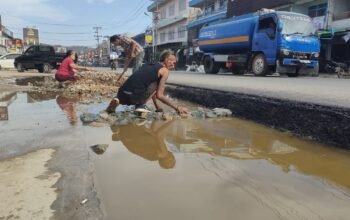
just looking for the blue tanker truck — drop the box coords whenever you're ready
[198,9,320,77]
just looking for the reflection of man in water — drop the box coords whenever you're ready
[111,120,175,169]
[56,95,79,125]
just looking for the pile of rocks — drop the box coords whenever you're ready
[80,107,233,126]
[62,71,125,97]
[28,70,126,98]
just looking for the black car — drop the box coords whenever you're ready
[14,45,66,73]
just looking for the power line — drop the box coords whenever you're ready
[41,31,94,35]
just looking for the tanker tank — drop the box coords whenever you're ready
[199,16,258,54]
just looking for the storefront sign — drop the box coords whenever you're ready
[312,16,325,30]
[23,28,39,47]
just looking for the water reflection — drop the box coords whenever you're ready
[56,95,79,125]
[27,91,58,103]
[0,106,8,121]
[111,120,176,169]
[111,118,350,188]
[179,119,350,188]
[0,92,17,121]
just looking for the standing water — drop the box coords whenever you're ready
[1,92,350,220]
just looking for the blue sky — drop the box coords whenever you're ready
[0,0,151,47]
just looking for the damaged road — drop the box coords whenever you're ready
[1,69,350,220]
[166,71,350,149]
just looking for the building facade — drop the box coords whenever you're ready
[148,0,197,68]
[319,0,350,66]
[226,0,291,17]
[0,15,15,55]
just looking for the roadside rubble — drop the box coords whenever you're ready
[18,70,126,99]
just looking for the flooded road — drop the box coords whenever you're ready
[1,91,350,219]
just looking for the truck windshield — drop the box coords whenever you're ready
[278,14,316,36]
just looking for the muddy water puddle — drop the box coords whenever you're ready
[1,91,350,220]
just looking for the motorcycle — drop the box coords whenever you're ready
[110,59,117,70]
[324,60,350,78]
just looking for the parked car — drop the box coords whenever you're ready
[0,53,22,70]
[14,45,66,73]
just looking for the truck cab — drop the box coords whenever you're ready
[252,12,320,76]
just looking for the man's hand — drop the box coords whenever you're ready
[176,106,188,115]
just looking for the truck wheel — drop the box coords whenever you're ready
[232,66,245,75]
[16,63,24,72]
[287,67,300,77]
[42,63,52,73]
[252,54,267,76]
[311,63,319,77]
[286,72,299,77]
[204,56,220,74]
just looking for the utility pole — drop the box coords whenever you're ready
[104,35,110,55]
[153,3,159,61]
[93,26,102,63]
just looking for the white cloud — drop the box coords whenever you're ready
[86,0,116,4]
[0,0,72,22]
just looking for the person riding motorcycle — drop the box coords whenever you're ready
[110,52,119,70]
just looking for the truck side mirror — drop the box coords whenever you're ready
[277,22,283,32]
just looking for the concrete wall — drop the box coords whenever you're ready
[227,0,291,17]
[331,0,350,29]
[291,0,326,15]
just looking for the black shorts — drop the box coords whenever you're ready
[117,82,157,105]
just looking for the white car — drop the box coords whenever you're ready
[0,53,22,70]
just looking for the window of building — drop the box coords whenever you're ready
[211,4,215,12]
[178,26,186,38]
[169,4,175,17]
[219,0,227,9]
[308,3,327,18]
[160,32,166,42]
[179,0,186,11]
[168,29,175,40]
[160,8,166,19]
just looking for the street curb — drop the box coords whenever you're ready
[167,84,350,149]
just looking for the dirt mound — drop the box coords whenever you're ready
[30,70,126,98]
[62,71,125,97]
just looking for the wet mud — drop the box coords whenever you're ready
[166,84,350,149]
[0,149,60,220]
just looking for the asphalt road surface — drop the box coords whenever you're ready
[166,71,350,108]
